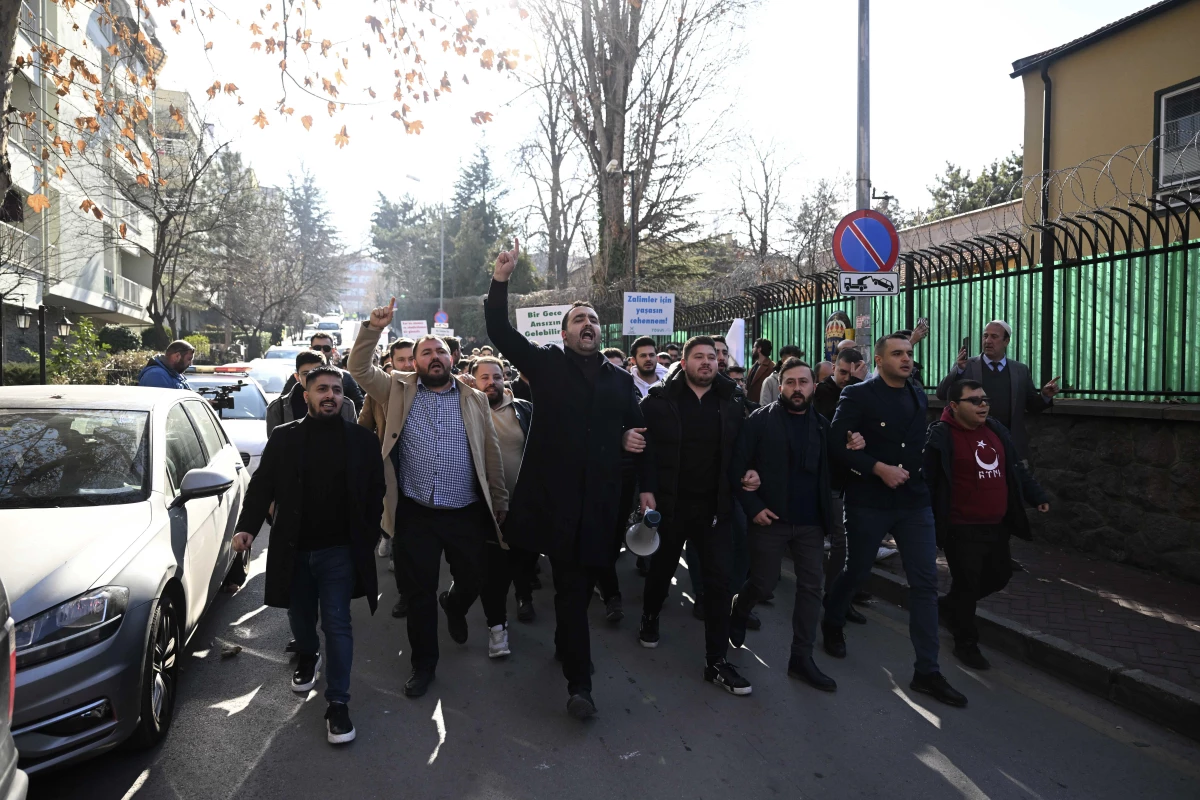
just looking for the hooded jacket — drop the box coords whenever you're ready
[137,356,190,390]
[923,407,1050,548]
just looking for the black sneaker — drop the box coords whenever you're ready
[845,606,867,625]
[517,598,536,623]
[787,656,837,692]
[324,702,356,744]
[910,672,968,708]
[292,653,321,693]
[391,594,409,618]
[285,639,299,654]
[638,614,660,648]
[745,610,762,631]
[439,590,468,644]
[605,594,624,623]
[404,668,435,697]
[567,691,597,719]
[692,598,706,621]
[822,622,846,658]
[704,659,752,696]
[728,603,748,649]
[953,643,991,671]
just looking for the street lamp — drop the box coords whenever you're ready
[406,173,445,318]
[606,159,639,291]
[14,304,72,384]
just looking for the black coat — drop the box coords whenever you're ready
[729,401,835,534]
[923,416,1050,548]
[638,368,746,524]
[830,374,931,509]
[484,281,645,567]
[235,416,386,613]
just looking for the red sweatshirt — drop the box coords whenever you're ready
[940,407,1008,525]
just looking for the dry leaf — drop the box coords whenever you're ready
[301,115,313,131]
[334,125,349,148]
[27,194,50,213]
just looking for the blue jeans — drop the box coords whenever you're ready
[288,546,356,704]
[824,505,940,676]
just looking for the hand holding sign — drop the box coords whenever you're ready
[494,237,520,282]
[370,297,396,330]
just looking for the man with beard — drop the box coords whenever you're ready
[630,336,668,398]
[633,337,752,696]
[485,239,646,719]
[278,333,367,414]
[347,313,508,698]
[233,366,385,745]
[728,358,855,692]
[267,350,358,436]
[473,356,540,654]
[824,335,969,708]
[138,339,194,388]
[758,344,803,406]
[814,349,866,423]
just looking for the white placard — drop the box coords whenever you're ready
[517,305,572,346]
[622,292,675,336]
[431,325,454,338]
[725,318,745,367]
[400,320,428,338]
[839,272,899,296]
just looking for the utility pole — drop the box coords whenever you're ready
[439,204,445,312]
[854,0,872,355]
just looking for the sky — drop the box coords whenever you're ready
[155,0,1155,255]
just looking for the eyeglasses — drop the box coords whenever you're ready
[958,396,990,406]
[312,345,332,353]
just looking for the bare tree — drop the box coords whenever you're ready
[784,175,851,278]
[735,139,791,259]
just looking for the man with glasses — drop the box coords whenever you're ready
[924,380,1050,670]
[268,350,358,436]
[280,333,367,414]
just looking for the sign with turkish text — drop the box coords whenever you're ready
[622,292,676,336]
[400,320,427,338]
[430,326,454,338]
[516,305,572,346]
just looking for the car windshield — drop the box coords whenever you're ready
[0,409,150,508]
[248,366,290,395]
[190,380,268,420]
[317,322,339,330]
[264,348,301,359]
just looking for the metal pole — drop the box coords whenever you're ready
[439,204,445,312]
[38,305,47,385]
[630,170,639,292]
[0,301,5,387]
[854,0,872,355]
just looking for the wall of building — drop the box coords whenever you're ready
[1020,1,1200,217]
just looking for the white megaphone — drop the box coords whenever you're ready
[625,510,662,557]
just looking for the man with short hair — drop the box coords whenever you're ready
[712,335,730,373]
[233,365,386,746]
[925,379,1050,670]
[445,336,462,372]
[486,239,646,719]
[814,349,866,423]
[280,333,367,413]
[268,351,358,436]
[603,347,627,368]
[138,340,194,388]
[745,338,774,404]
[816,361,834,384]
[631,336,667,398]
[657,352,672,368]
[389,338,416,372]
[480,345,494,356]
[634,336,752,696]
[936,320,1060,459]
[758,344,803,405]
[473,356,540,654]
[824,335,968,708]
[665,343,681,362]
[728,366,746,389]
[348,313,509,698]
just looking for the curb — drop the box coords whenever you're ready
[865,567,1200,742]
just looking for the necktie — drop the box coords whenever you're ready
[991,362,1001,373]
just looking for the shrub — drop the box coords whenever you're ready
[141,326,171,351]
[1,362,41,385]
[26,317,111,385]
[184,333,211,360]
[98,324,142,353]
[105,349,158,385]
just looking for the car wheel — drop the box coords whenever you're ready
[126,594,181,750]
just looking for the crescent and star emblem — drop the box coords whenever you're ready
[974,440,1000,471]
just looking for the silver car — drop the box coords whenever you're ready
[0,386,249,774]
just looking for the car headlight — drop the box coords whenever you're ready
[14,586,129,669]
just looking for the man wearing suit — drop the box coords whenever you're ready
[233,366,386,745]
[485,239,646,720]
[935,320,1061,459]
[744,338,775,404]
[824,334,969,708]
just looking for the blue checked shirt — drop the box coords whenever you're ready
[398,378,482,509]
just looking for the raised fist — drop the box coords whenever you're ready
[493,238,520,282]
[370,297,396,330]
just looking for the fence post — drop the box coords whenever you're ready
[904,254,915,326]
[814,277,824,360]
[1039,230,1055,386]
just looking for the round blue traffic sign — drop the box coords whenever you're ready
[434,310,449,325]
[832,209,900,273]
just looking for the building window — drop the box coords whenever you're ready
[1158,78,1200,190]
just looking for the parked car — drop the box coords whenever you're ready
[0,386,250,774]
[0,577,28,800]
[246,359,294,403]
[314,320,342,346]
[187,374,269,476]
[263,345,307,361]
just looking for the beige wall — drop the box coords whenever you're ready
[1021,0,1200,219]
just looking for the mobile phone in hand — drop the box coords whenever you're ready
[961,336,970,354]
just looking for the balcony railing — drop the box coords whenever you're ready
[0,220,56,278]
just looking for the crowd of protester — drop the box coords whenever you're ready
[220,239,1064,745]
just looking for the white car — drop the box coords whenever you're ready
[187,375,269,476]
[0,386,249,773]
[246,359,295,404]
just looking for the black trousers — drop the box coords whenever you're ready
[643,508,732,664]
[597,470,638,602]
[480,540,540,628]
[396,498,489,671]
[551,557,606,695]
[942,524,1013,646]
[735,521,825,660]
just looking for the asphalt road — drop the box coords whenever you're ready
[29,525,1200,800]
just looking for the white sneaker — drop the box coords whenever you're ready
[488,623,511,658]
[875,546,898,562]
[375,537,392,558]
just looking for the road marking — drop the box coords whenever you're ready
[209,685,261,717]
[916,745,991,799]
[119,769,151,800]
[229,605,268,627]
[997,768,1048,800]
[428,699,447,765]
[883,667,941,729]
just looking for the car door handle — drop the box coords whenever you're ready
[235,462,244,472]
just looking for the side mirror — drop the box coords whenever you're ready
[171,467,235,509]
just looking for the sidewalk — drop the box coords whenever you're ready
[873,538,1200,692]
